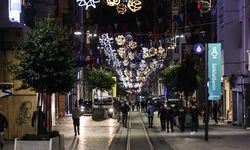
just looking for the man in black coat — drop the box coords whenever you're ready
[158,104,167,131]
[190,101,199,132]
[213,101,219,124]
[121,102,130,128]
[31,106,45,134]
[166,103,174,132]
[178,102,186,132]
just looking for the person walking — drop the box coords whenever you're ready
[72,102,82,136]
[31,106,45,134]
[116,100,122,122]
[178,102,186,132]
[121,102,130,128]
[190,101,199,132]
[158,103,167,131]
[202,102,211,124]
[166,103,174,132]
[213,101,219,124]
[147,102,155,128]
[136,100,140,111]
[0,111,8,150]
[131,100,135,111]
[141,101,145,113]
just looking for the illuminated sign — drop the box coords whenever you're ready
[9,0,21,22]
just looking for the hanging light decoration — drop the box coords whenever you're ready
[198,0,211,13]
[116,3,127,15]
[128,52,135,60]
[106,0,142,14]
[115,35,126,46]
[128,41,137,49]
[106,0,120,6]
[99,33,168,92]
[149,47,157,57]
[76,0,101,10]
[117,47,126,58]
[127,0,142,12]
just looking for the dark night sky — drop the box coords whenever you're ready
[90,1,155,33]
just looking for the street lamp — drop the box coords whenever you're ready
[74,31,82,35]
[175,34,186,63]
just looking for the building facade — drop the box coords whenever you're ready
[217,0,250,127]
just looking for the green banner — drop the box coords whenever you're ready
[208,43,221,100]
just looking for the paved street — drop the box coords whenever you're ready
[140,111,250,150]
[4,111,250,150]
[53,115,119,150]
[3,115,119,150]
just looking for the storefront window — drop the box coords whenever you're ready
[9,0,21,22]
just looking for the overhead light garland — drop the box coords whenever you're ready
[106,0,142,14]
[99,33,169,92]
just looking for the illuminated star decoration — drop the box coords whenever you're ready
[76,0,101,10]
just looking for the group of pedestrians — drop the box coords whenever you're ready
[114,98,220,134]
[113,99,131,128]
[157,101,199,133]
[158,103,175,132]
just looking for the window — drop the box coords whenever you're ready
[9,0,22,22]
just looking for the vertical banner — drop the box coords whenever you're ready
[164,85,168,98]
[208,43,221,100]
[112,77,117,97]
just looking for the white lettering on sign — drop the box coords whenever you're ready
[212,63,217,91]
[211,47,218,59]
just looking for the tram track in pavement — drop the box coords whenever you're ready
[125,111,156,150]
[108,110,171,150]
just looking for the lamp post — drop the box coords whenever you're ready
[73,4,84,106]
[175,34,185,63]
[73,31,83,105]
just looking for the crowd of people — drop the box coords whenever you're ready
[113,98,220,133]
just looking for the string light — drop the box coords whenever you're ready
[99,33,167,91]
